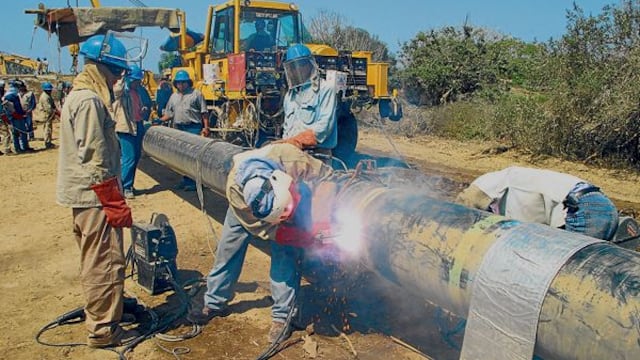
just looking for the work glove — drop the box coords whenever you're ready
[90,177,133,228]
[275,129,317,149]
[275,224,316,248]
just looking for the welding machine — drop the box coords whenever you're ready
[131,213,179,295]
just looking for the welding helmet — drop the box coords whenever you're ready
[284,44,318,89]
[80,33,129,74]
[173,70,193,87]
[243,169,296,224]
[127,64,144,81]
[41,82,54,91]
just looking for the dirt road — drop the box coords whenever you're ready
[1,125,638,360]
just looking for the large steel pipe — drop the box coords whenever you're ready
[143,127,640,359]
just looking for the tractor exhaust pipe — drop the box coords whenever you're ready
[143,126,640,360]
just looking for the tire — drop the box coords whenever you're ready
[333,112,358,163]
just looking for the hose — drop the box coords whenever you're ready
[255,294,298,360]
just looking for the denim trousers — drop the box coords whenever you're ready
[117,122,146,191]
[565,192,619,240]
[10,119,29,151]
[175,123,202,186]
[205,208,302,321]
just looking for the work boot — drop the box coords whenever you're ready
[268,320,292,344]
[186,306,231,325]
[182,184,196,192]
[87,325,140,348]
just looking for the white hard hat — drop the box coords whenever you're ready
[243,170,294,224]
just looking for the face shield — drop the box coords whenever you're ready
[101,31,149,74]
[283,56,318,89]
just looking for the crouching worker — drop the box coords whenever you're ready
[188,143,337,343]
[56,33,136,348]
[456,166,618,240]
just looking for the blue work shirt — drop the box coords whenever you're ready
[3,89,25,118]
[282,79,337,149]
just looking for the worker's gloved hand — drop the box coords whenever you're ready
[275,129,317,149]
[275,224,316,248]
[91,177,133,228]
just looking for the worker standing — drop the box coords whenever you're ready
[456,166,619,240]
[113,64,152,199]
[188,143,338,343]
[155,73,172,118]
[158,70,210,191]
[0,80,16,156]
[3,80,30,153]
[277,44,337,157]
[36,82,57,149]
[17,80,37,141]
[56,33,136,348]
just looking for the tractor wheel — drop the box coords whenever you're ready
[333,112,358,163]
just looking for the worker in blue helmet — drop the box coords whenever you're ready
[158,69,210,191]
[56,32,137,348]
[277,44,338,158]
[112,64,152,199]
[37,82,57,149]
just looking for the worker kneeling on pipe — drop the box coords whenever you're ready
[188,143,338,344]
[456,166,618,240]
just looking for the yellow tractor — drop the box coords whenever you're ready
[26,0,402,160]
[0,52,42,76]
[168,0,402,159]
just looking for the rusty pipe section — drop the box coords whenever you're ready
[143,126,640,359]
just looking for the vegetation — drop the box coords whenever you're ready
[387,0,640,169]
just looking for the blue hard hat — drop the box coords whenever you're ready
[128,64,144,81]
[172,69,192,87]
[285,44,312,61]
[41,82,54,91]
[79,34,129,71]
[173,70,191,82]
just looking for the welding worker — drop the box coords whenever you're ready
[113,64,152,199]
[158,69,210,191]
[188,142,338,343]
[56,33,136,348]
[37,82,57,149]
[277,44,338,158]
[456,166,619,240]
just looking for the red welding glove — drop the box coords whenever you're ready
[1,113,8,124]
[276,129,318,149]
[91,177,133,228]
[275,224,316,248]
[11,112,25,120]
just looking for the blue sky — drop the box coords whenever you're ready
[2,0,617,74]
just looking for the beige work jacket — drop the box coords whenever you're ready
[226,143,334,240]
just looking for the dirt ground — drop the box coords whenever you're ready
[2,123,639,360]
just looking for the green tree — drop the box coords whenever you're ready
[158,52,180,73]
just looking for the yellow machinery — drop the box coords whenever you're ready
[26,0,402,160]
[167,0,402,158]
[0,53,42,75]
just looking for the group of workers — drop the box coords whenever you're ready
[52,29,622,352]
[55,32,337,347]
[0,78,71,155]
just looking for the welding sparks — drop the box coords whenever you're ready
[331,206,363,255]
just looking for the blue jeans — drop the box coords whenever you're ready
[175,123,202,187]
[117,122,146,191]
[10,119,29,152]
[565,191,618,240]
[205,208,302,321]
[25,114,34,139]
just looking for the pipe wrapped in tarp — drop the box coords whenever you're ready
[160,28,204,52]
[143,126,640,360]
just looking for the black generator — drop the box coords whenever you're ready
[131,213,179,295]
